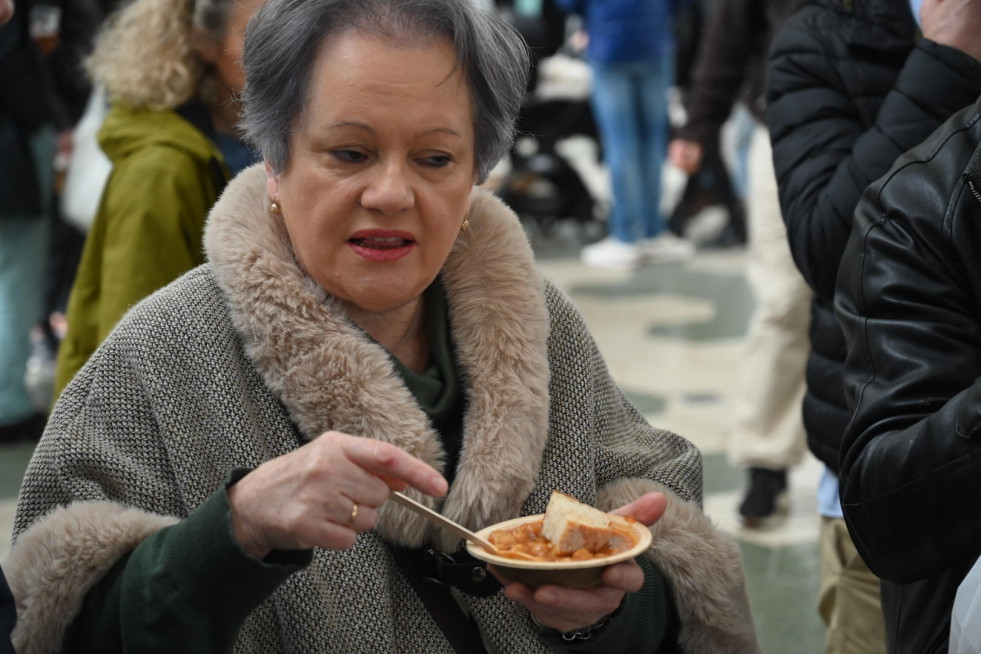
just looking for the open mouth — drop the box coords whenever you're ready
[348,236,414,249]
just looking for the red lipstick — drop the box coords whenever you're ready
[348,229,416,262]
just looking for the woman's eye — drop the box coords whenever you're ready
[420,155,451,168]
[330,149,367,164]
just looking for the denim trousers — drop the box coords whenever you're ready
[0,130,52,425]
[589,54,673,244]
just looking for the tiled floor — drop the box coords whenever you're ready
[0,131,828,652]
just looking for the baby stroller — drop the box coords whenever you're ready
[493,1,604,237]
[497,93,601,234]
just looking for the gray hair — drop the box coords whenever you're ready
[240,0,531,183]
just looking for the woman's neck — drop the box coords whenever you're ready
[348,298,431,373]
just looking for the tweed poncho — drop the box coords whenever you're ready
[7,165,758,653]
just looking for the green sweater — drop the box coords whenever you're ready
[62,280,678,653]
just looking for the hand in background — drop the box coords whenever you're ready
[669,139,703,175]
[0,0,14,25]
[228,431,448,559]
[921,0,981,63]
[492,492,668,633]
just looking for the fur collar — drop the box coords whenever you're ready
[204,165,551,548]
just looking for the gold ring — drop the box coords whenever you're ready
[347,503,359,526]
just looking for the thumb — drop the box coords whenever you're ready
[610,492,667,527]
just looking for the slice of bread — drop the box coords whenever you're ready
[542,491,614,555]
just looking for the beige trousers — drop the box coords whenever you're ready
[728,126,811,470]
[819,517,887,653]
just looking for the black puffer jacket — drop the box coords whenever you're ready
[836,95,981,654]
[765,0,981,473]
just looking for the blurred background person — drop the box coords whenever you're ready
[766,0,981,650]
[52,0,263,398]
[836,91,981,654]
[1,1,21,648]
[556,0,694,270]
[668,0,749,249]
[22,0,105,412]
[669,0,809,528]
[0,0,70,443]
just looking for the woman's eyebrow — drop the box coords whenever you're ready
[416,127,462,138]
[325,120,374,133]
[324,122,460,139]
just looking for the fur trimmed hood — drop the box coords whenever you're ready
[203,164,552,548]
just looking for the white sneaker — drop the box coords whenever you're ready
[580,237,643,270]
[641,233,695,264]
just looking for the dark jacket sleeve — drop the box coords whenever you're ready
[676,0,765,146]
[63,470,311,653]
[767,13,981,301]
[834,103,981,584]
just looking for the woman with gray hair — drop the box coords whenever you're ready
[6,0,759,652]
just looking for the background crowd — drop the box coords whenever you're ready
[2,0,981,652]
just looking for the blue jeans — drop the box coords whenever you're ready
[0,130,52,425]
[589,55,673,244]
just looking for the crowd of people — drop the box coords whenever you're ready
[2,0,981,652]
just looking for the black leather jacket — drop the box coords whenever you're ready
[836,95,981,654]
[766,0,981,472]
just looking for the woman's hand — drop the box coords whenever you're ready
[921,0,981,63]
[491,492,668,633]
[228,431,447,559]
[0,0,13,25]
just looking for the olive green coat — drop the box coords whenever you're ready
[53,103,228,397]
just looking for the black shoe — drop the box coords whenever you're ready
[701,223,748,249]
[738,467,788,527]
[0,412,47,444]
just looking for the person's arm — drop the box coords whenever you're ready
[835,112,981,583]
[766,8,981,300]
[675,0,764,148]
[62,470,311,654]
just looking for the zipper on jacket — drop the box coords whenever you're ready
[967,179,981,205]
[964,142,981,204]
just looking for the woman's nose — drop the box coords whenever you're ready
[360,161,415,215]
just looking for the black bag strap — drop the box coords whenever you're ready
[391,546,491,654]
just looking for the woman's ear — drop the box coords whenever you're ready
[266,162,280,198]
[190,26,220,65]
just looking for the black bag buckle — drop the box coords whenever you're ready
[420,547,502,597]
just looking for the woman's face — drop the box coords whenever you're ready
[267,32,475,316]
[200,0,265,97]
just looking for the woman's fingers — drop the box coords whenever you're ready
[491,559,643,632]
[228,431,447,558]
[610,491,667,527]
[340,437,448,498]
[510,580,627,632]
